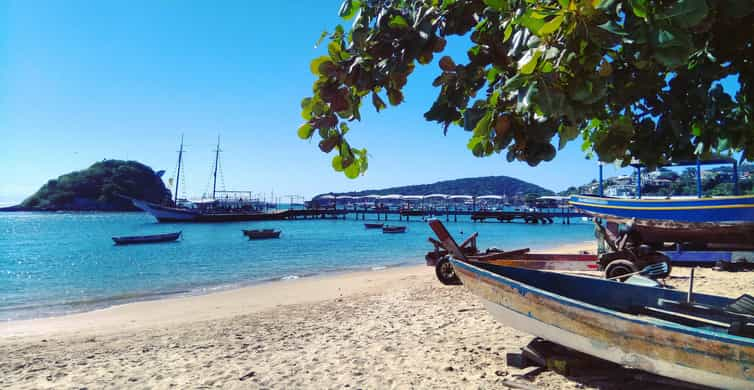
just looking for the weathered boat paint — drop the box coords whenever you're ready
[569,194,754,222]
[452,260,754,389]
[570,195,754,245]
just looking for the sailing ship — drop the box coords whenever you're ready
[129,136,290,223]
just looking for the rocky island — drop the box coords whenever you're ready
[2,160,171,211]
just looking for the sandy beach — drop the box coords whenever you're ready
[3,241,753,389]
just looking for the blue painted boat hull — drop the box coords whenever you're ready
[570,195,754,245]
[451,259,754,389]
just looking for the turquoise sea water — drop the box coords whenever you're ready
[0,212,594,321]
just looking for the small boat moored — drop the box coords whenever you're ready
[382,225,407,234]
[112,231,182,245]
[243,229,281,240]
[364,223,384,229]
[451,259,754,389]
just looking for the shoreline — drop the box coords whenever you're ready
[1,240,595,341]
[0,259,419,323]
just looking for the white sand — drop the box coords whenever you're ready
[2,240,752,389]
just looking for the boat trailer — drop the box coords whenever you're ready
[595,218,754,272]
[425,220,599,285]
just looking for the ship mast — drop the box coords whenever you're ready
[174,134,184,204]
[212,135,221,200]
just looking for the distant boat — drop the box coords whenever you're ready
[452,259,754,390]
[243,229,281,240]
[382,225,406,234]
[364,223,384,229]
[112,231,181,245]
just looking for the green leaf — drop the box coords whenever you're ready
[502,73,527,91]
[503,23,513,42]
[486,67,500,84]
[328,41,347,62]
[338,0,360,20]
[298,123,314,139]
[388,15,409,29]
[332,155,345,171]
[473,111,493,137]
[300,98,313,120]
[558,124,580,150]
[630,0,648,18]
[518,49,542,74]
[490,89,501,106]
[657,0,708,28]
[483,0,506,10]
[597,21,628,36]
[310,56,333,76]
[344,160,360,178]
[314,30,328,48]
[517,12,546,34]
[538,14,565,36]
[691,121,702,136]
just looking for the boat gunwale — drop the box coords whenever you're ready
[451,259,754,347]
[572,194,754,203]
[570,200,754,211]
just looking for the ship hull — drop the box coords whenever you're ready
[570,195,754,245]
[130,199,290,223]
[451,260,754,390]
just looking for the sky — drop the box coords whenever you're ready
[0,0,680,204]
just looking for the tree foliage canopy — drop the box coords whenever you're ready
[300,0,754,178]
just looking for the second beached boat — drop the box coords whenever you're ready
[451,259,754,390]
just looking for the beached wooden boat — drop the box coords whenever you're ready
[112,231,181,245]
[570,194,754,246]
[364,223,384,229]
[452,259,754,389]
[382,225,406,234]
[425,218,599,284]
[242,229,281,239]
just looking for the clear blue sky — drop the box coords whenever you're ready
[1,1,658,204]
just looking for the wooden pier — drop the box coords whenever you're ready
[278,206,583,224]
[470,210,579,224]
[283,209,349,220]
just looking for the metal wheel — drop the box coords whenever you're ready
[604,259,638,281]
[435,257,462,285]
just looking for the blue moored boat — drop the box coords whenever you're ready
[570,194,754,224]
[570,159,754,246]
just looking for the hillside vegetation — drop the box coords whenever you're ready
[319,176,553,199]
[560,165,754,197]
[21,160,171,211]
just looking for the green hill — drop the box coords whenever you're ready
[20,160,171,211]
[317,176,553,199]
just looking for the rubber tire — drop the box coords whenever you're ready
[435,257,462,285]
[605,259,638,281]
